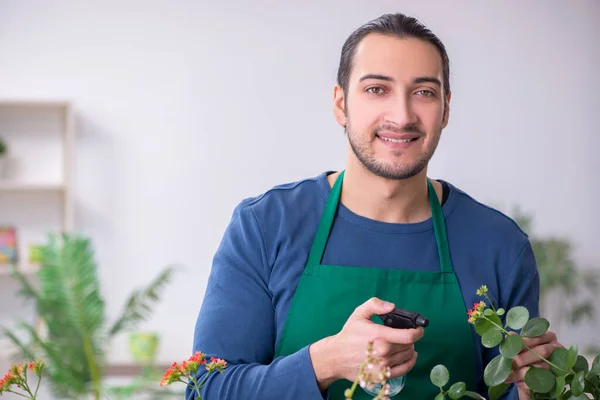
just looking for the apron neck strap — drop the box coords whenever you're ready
[427,178,453,273]
[307,170,454,273]
[306,171,344,267]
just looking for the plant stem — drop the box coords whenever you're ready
[33,374,41,398]
[6,389,30,398]
[482,316,569,374]
[195,381,202,400]
[22,384,35,398]
[82,337,101,400]
[196,371,211,389]
[483,294,497,313]
[345,362,366,398]
[19,373,36,399]
[521,343,567,373]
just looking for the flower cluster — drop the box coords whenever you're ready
[467,300,486,324]
[160,351,227,400]
[344,340,392,400]
[475,285,488,296]
[0,360,45,399]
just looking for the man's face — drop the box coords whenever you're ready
[334,33,450,180]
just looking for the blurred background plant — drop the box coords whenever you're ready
[1,233,180,399]
[106,332,184,399]
[510,206,600,354]
[0,136,8,179]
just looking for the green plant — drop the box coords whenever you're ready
[2,233,178,400]
[345,285,600,399]
[343,340,393,400]
[0,137,6,156]
[0,360,45,399]
[159,351,227,400]
[511,208,599,327]
[430,285,600,400]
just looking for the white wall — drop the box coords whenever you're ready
[0,0,598,370]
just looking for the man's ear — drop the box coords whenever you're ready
[442,91,451,128]
[333,84,347,127]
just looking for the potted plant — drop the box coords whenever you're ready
[2,233,179,400]
[510,207,600,357]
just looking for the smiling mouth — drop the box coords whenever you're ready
[377,135,419,143]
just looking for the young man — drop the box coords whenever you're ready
[188,13,560,400]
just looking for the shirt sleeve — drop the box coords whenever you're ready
[485,240,541,400]
[186,201,326,400]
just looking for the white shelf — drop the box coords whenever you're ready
[0,183,65,193]
[0,99,71,108]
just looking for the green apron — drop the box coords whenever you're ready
[274,170,478,399]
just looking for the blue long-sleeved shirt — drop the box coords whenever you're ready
[188,171,539,400]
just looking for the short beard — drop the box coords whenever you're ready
[345,123,440,181]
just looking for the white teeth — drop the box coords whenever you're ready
[380,136,414,143]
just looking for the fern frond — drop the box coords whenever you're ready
[9,264,44,307]
[6,233,107,398]
[109,265,179,337]
[38,234,105,334]
[18,323,89,388]
[2,326,38,361]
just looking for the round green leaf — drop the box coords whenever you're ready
[484,309,494,317]
[506,306,529,330]
[589,353,600,377]
[496,308,505,316]
[573,355,590,374]
[524,367,555,393]
[488,383,510,400]
[431,364,450,388]
[568,345,579,369]
[520,317,549,338]
[482,330,504,348]
[549,376,566,398]
[549,347,570,376]
[447,382,466,399]
[474,313,503,336]
[434,393,446,400]
[570,370,585,396]
[484,355,512,387]
[500,334,523,359]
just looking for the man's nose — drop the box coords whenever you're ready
[383,94,418,127]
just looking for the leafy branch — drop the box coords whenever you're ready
[433,285,600,400]
[109,264,179,337]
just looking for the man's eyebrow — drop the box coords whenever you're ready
[359,74,394,82]
[358,74,442,87]
[413,76,441,86]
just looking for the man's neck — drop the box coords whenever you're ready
[327,163,443,224]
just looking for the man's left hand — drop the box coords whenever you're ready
[504,331,562,398]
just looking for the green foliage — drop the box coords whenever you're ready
[109,266,177,337]
[0,137,6,155]
[431,286,600,399]
[2,233,178,399]
[430,364,485,400]
[511,208,600,326]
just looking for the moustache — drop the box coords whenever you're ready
[375,124,424,136]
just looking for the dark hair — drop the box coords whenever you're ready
[337,13,450,98]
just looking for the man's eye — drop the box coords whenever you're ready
[367,87,385,95]
[416,90,435,97]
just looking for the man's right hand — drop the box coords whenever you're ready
[309,297,424,391]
